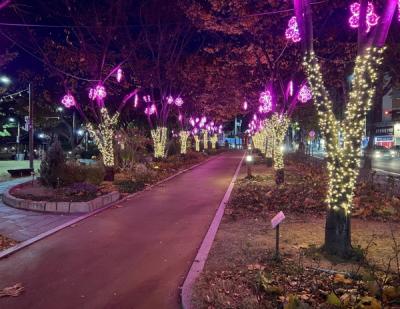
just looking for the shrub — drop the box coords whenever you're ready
[85,164,105,185]
[114,180,145,193]
[64,182,98,198]
[61,162,86,185]
[61,162,106,186]
[40,139,66,188]
[134,163,156,183]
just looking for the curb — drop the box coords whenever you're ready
[180,153,244,309]
[0,153,224,259]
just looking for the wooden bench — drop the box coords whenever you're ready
[7,168,34,178]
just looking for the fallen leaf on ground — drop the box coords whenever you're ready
[0,283,24,298]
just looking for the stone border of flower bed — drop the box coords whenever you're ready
[2,189,120,214]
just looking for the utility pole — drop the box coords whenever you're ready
[72,110,76,149]
[28,83,34,170]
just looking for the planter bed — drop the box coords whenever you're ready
[3,181,120,214]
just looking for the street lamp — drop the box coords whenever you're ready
[246,153,253,178]
[0,76,11,86]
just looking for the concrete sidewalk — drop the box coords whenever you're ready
[0,151,243,309]
[0,177,78,242]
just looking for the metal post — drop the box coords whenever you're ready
[16,120,20,157]
[72,110,76,149]
[28,83,34,170]
[275,224,280,259]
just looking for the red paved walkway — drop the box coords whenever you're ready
[0,151,243,309]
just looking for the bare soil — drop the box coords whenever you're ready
[192,154,400,308]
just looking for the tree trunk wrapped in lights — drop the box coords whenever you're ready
[267,113,290,184]
[295,0,396,257]
[202,129,209,149]
[210,134,218,149]
[194,135,200,152]
[151,127,168,158]
[252,132,262,151]
[260,129,267,155]
[86,108,119,167]
[304,48,384,254]
[264,121,275,167]
[179,130,190,154]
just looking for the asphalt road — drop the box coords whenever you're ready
[372,157,400,175]
[311,150,400,176]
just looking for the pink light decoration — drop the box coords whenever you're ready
[178,114,183,121]
[259,90,273,113]
[134,94,139,108]
[285,16,301,43]
[398,0,400,21]
[201,116,207,123]
[298,84,312,103]
[116,68,123,82]
[289,81,294,96]
[167,95,174,104]
[349,2,379,32]
[145,104,156,116]
[61,93,76,108]
[189,117,195,126]
[89,85,107,101]
[175,97,184,107]
[143,95,151,103]
[243,101,248,110]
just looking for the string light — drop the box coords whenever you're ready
[285,16,301,43]
[304,46,385,215]
[179,131,190,154]
[175,97,184,107]
[116,68,123,82]
[88,84,107,101]
[167,95,174,104]
[194,135,200,151]
[243,101,248,110]
[298,84,313,103]
[134,94,139,108]
[202,129,208,149]
[259,90,273,113]
[145,104,156,116]
[151,127,168,158]
[210,134,218,149]
[61,93,76,108]
[86,108,119,167]
[349,2,379,32]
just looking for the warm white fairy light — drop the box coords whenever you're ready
[194,135,200,152]
[210,134,218,149]
[179,131,190,154]
[304,46,385,214]
[151,127,168,158]
[202,129,208,149]
[266,113,290,170]
[86,108,119,167]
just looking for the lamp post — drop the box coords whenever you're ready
[246,149,253,178]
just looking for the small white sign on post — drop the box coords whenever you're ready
[271,211,285,229]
